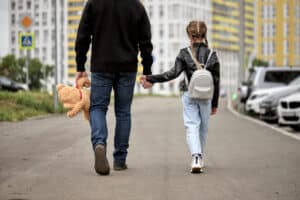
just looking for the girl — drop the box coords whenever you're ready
[140,21,220,173]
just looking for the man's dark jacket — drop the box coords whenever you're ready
[75,0,153,75]
[146,43,220,108]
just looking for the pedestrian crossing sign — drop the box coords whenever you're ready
[19,33,35,50]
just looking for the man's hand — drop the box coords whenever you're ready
[75,72,88,83]
[211,107,217,115]
[139,75,153,89]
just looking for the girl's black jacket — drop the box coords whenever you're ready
[146,43,220,108]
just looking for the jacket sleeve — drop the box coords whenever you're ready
[146,53,185,83]
[75,0,93,72]
[210,53,220,108]
[138,6,153,75]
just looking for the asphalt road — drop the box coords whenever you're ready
[0,97,300,200]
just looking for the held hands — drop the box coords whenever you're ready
[139,75,153,89]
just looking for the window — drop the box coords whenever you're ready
[11,14,15,25]
[271,41,275,54]
[284,23,288,37]
[159,48,164,56]
[43,47,47,59]
[42,12,47,26]
[264,71,300,84]
[284,3,289,18]
[44,0,49,9]
[27,1,31,9]
[159,5,164,17]
[44,30,49,41]
[18,0,23,10]
[169,24,174,38]
[262,5,268,19]
[34,48,39,57]
[11,1,16,10]
[11,34,16,44]
[159,24,164,38]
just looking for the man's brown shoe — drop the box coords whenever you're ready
[94,144,110,175]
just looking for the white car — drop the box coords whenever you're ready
[246,87,285,114]
[278,92,300,131]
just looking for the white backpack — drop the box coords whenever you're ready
[186,47,214,100]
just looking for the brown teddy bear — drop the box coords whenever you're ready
[56,77,91,120]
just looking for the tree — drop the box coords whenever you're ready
[0,54,53,90]
[0,55,25,82]
[252,58,269,67]
[28,58,44,90]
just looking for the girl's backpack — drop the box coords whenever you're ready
[186,47,214,100]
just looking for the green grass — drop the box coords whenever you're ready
[0,91,177,122]
[0,91,65,122]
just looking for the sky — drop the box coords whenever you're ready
[0,0,9,57]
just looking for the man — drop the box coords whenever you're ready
[75,0,153,175]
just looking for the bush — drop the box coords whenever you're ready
[0,91,65,121]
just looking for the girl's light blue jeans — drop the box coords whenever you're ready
[181,92,211,156]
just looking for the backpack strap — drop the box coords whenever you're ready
[187,47,214,69]
[187,47,204,70]
[204,49,214,69]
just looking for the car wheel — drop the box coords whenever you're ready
[291,125,300,132]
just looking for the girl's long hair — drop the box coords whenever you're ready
[186,21,208,62]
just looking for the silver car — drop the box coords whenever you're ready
[239,67,300,103]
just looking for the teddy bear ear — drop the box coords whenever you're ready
[56,84,65,91]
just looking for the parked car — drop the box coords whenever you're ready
[239,67,300,103]
[259,76,300,121]
[278,92,300,131]
[246,87,284,114]
[0,76,28,92]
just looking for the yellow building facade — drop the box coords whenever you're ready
[211,0,255,55]
[67,0,86,78]
[256,0,300,66]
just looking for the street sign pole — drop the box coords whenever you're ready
[239,0,245,84]
[19,15,34,89]
[53,0,59,112]
[19,32,34,89]
[26,50,29,87]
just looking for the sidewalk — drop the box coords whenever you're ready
[0,97,300,200]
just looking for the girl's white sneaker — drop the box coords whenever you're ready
[191,154,203,173]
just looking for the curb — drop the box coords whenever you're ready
[227,101,300,141]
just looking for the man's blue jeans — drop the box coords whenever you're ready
[90,72,136,164]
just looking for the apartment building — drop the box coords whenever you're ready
[67,0,88,81]
[142,0,212,95]
[9,0,68,85]
[142,0,255,95]
[256,0,300,67]
[211,0,255,95]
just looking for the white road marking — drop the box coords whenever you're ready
[227,101,300,141]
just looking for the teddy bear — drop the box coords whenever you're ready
[56,77,91,120]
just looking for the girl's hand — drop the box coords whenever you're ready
[139,75,153,89]
[211,107,217,115]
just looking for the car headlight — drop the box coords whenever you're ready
[250,93,267,100]
[262,99,278,108]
